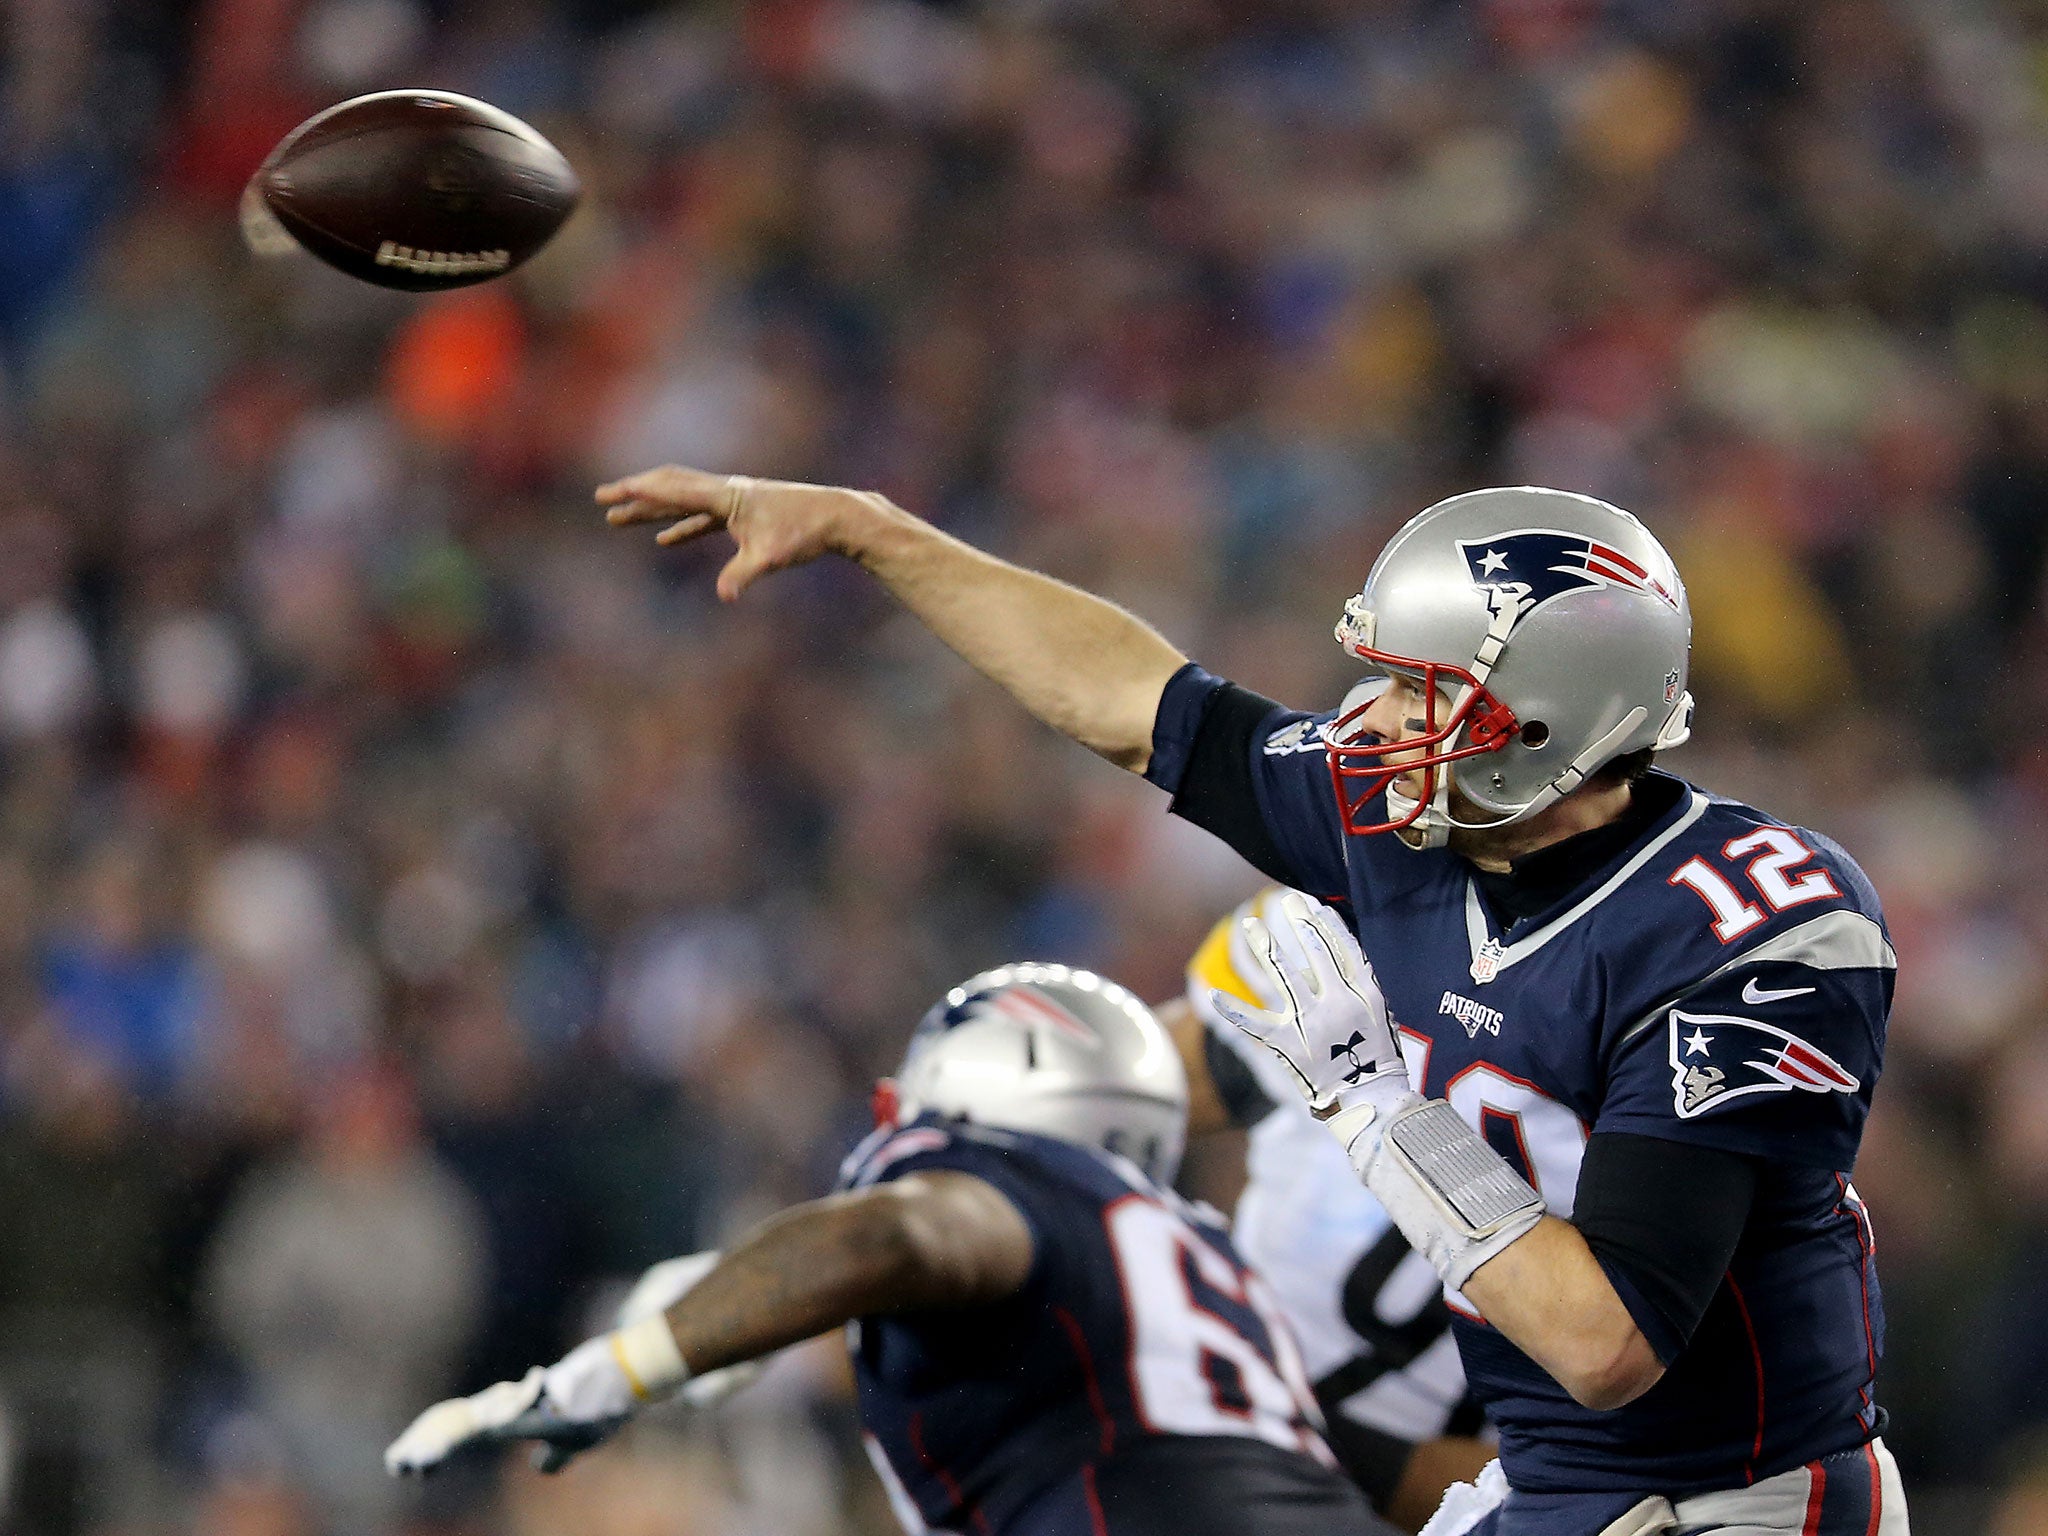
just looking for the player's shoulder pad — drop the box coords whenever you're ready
[1606,799,1894,1132]
[1644,962,1881,1124]
[841,1117,1154,1203]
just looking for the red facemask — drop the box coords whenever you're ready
[1324,645,1520,838]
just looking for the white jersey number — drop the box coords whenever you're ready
[1442,1063,1589,1219]
[1106,1196,1328,1458]
[1670,827,1841,943]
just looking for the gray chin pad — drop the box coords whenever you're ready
[1387,1099,1543,1235]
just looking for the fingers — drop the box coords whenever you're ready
[715,543,773,602]
[384,1369,547,1477]
[655,513,717,546]
[1264,902,1326,1004]
[1211,990,1318,1102]
[1236,916,1289,1003]
[1209,989,1264,1036]
[1276,892,1372,1001]
[594,464,727,511]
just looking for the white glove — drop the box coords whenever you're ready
[615,1251,767,1409]
[1219,895,1544,1293]
[385,1314,689,1477]
[1213,892,1410,1115]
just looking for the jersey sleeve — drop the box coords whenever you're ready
[840,1123,1075,1293]
[1144,663,1351,899]
[1595,913,1894,1166]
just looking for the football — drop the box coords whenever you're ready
[248,89,579,292]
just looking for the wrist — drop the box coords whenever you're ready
[608,1314,691,1402]
[1320,1086,1420,1165]
[839,490,916,566]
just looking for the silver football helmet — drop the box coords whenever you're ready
[1328,487,1694,847]
[887,963,1188,1184]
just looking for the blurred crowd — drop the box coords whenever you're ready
[0,0,2046,1531]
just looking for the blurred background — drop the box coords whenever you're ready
[0,0,2043,1531]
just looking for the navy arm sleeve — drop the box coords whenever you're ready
[1572,1132,1757,1365]
[1144,663,1351,897]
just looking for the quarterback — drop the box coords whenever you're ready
[388,965,1395,1536]
[600,468,1907,1535]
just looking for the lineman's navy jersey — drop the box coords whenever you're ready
[1151,671,1893,1511]
[837,1116,1386,1536]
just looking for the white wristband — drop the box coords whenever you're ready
[1325,1093,1545,1293]
[608,1314,691,1402]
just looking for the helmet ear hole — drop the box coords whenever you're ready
[1521,720,1551,749]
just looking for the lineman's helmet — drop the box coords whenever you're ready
[883,964,1188,1184]
[1328,487,1693,848]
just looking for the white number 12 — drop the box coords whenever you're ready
[1670,827,1841,942]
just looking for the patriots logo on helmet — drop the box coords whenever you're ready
[1459,530,1679,622]
[975,985,1100,1043]
[1666,1009,1859,1119]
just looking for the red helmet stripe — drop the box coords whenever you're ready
[1588,541,1649,579]
[994,986,1098,1041]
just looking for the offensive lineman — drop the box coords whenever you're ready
[387,964,1395,1536]
[601,892,1492,1534]
[597,468,1907,1534]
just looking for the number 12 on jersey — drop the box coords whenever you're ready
[1669,827,1841,942]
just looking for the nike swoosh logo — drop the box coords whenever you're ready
[1741,979,1816,1004]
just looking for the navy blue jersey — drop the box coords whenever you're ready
[837,1116,1383,1536]
[1151,670,1894,1503]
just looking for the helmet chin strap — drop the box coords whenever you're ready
[1388,769,1453,849]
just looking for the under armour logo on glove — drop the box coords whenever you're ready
[1213,893,1412,1115]
[1332,1031,1373,1084]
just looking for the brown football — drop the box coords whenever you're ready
[251,90,579,292]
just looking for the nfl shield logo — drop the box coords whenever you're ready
[1471,938,1506,985]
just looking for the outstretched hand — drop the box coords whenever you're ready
[383,1364,628,1478]
[386,1315,688,1478]
[596,464,897,601]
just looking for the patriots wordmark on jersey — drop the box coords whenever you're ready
[836,1117,1392,1536]
[1151,657,1895,1525]
[1185,891,1482,1502]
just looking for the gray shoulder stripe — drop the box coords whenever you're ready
[1733,908,1896,974]
[1615,908,1895,1049]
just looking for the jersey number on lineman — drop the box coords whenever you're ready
[1107,1194,1326,1456]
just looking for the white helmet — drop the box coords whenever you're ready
[1327,486,1694,848]
[885,963,1188,1184]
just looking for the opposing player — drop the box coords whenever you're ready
[1165,887,1491,1532]
[599,469,1907,1533]
[387,963,1396,1536]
